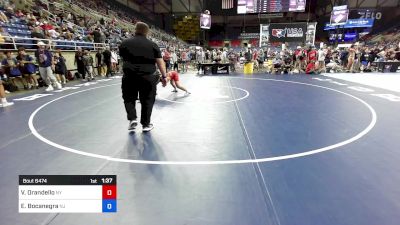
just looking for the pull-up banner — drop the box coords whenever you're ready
[268,23,307,42]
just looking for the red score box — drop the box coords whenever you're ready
[102,185,117,199]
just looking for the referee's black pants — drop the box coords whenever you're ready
[121,70,159,126]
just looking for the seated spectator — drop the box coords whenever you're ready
[272,56,282,74]
[15,9,24,18]
[48,28,60,39]
[1,51,28,90]
[0,27,10,42]
[26,13,37,22]
[4,6,14,19]
[31,27,45,41]
[16,47,39,89]
[41,21,54,31]
[0,11,9,23]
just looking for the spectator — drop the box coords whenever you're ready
[15,10,24,18]
[35,41,62,91]
[31,27,45,42]
[102,46,112,77]
[317,46,327,73]
[307,46,318,72]
[25,13,37,22]
[82,49,95,81]
[111,49,118,74]
[0,27,11,48]
[171,49,178,72]
[162,48,171,72]
[0,80,14,107]
[347,45,356,72]
[54,49,67,85]
[16,47,38,89]
[4,6,14,19]
[95,49,105,76]
[2,51,28,90]
[41,21,54,31]
[74,48,85,80]
[92,27,102,43]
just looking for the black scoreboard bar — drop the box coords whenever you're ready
[19,175,117,185]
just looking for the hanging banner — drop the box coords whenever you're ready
[200,13,211,29]
[259,24,270,47]
[268,23,307,42]
[330,9,349,25]
[305,23,317,45]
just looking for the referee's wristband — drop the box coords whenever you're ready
[161,75,167,79]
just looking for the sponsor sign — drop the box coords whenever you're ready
[268,23,307,42]
[325,18,374,30]
[216,65,229,74]
[352,9,382,20]
[344,18,374,28]
[324,23,336,30]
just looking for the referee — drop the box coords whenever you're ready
[119,22,167,132]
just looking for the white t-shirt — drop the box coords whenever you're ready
[318,49,326,61]
[111,51,118,63]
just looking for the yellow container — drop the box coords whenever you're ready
[244,62,254,74]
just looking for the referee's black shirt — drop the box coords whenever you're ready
[119,35,162,76]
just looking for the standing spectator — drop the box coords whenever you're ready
[293,46,303,73]
[74,48,85,80]
[54,50,67,85]
[16,47,38,89]
[171,49,179,72]
[181,49,188,73]
[111,49,118,74]
[228,49,237,72]
[0,80,13,107]
[306,46,318,74]
[103,46,112,77]
[318,46,327,73]
[92,28,102,43]
[96,49,105,76]
[119,22,167,132]
[35,42,61,91]
[257,49,265,71]
[82,49,95,81]
[347,45,356,72]
[162,48,171,72]
[196,49,204,74]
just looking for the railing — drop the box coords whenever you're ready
[1,36,108,51]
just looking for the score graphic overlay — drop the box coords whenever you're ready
[19,175,117,213]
